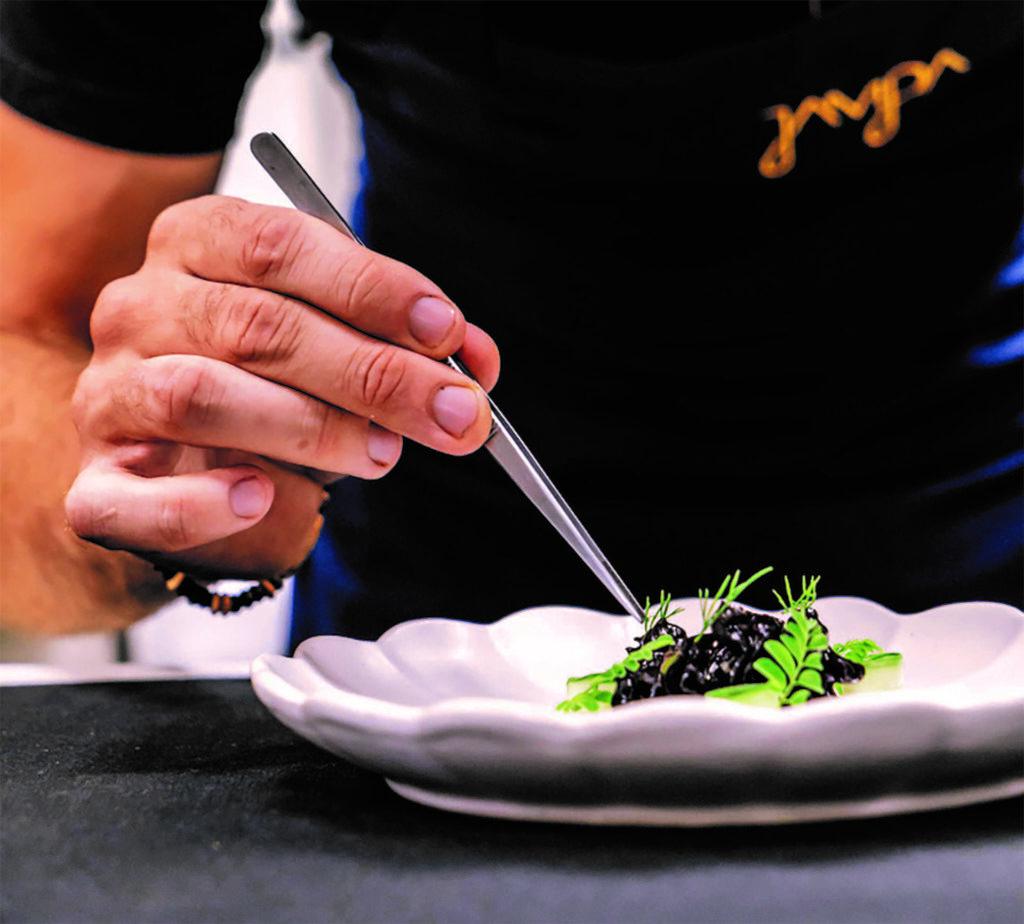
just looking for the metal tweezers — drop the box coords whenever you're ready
[250,132,644,622]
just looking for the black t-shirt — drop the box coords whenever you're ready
[3,1,1021,643]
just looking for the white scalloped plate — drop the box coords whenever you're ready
[251,598,1024,826]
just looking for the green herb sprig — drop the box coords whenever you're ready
[706,574,828,708]
[560,570,903,713]
[832,638,884,664]
[831,637,902,695]
[557,568,774,714]
[757,575,828,706]
[696,566,774,639]
[643,590,683,635]
[555,633,675,713]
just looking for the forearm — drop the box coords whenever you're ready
[0,331,170,634]
[0,105,226,633]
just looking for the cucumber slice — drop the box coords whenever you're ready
[705,683,781,708]
[835,652,903,696]
[565,678,616,699]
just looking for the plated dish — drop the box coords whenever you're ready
[556,569,903,712]
[251,596,1024,826]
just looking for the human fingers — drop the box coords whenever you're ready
[79,354,403,480]
[459,323,501,392]
[146,196,500,375]
[94,271,492,455]
[65,463,276,556]
[66,455,330,578]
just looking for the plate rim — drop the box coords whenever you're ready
[257,596,1024,725]
[386,776,1024,827]
[251,597,1024,826]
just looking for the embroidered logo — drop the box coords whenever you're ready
[758,48,971,179]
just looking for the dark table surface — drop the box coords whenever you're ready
[1,678,1021,924]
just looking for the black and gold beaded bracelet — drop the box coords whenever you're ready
[158,567,284,615]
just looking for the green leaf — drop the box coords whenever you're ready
[761,591,831,707]
[556,680,617,712]
[753,656,788,690]
[784,617,808,645]
[809,631,829,649]
[781,632,802,660]
[832,638,884,664]
[763,639,797,679]
[796,669,825,694]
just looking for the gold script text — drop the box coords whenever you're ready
[759,48,971,179]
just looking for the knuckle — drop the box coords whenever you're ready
[90,276,140,347]
[147,196,218,252]
[146,202,184,254]
[239,210,305,283]
[332,251,388,327]
[63,479,99,540]
[203,194,246,229]
[70,365,106,433]
[216,288,303,365]
[344,342,407,409]
[64,476,124,549]
[181,281,218,346]
[145,357,220,434]
[148,195,244,262]
[153,495,195,551]
[299,400,340,464]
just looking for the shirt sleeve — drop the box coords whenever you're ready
[0,0,268,154]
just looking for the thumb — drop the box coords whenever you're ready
[66,464,274,554]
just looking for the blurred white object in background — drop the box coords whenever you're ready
[217,0,362,214]
[2,0,361,670]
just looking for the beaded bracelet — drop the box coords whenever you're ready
[158,567,284,615]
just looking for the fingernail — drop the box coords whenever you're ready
[229,476,269,519]
[409,297,456,347]
[368,424,402,466]
[432,386,479,437]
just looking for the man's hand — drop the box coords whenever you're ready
[65,195,500,580]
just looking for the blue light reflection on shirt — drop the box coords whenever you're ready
[919,450,1024,498]
[969,222,1023,368]
[969,330,1024,368]
[994,224,1024,290]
